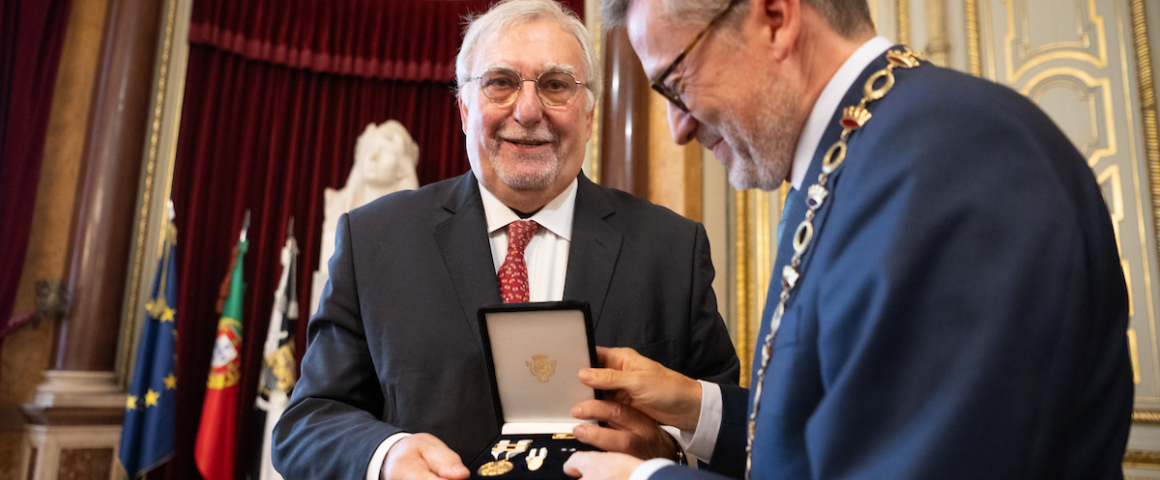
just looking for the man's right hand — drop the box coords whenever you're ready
[578,347,703,431]
[381,433,470,480]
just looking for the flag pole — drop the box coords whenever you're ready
[240,209,251,242]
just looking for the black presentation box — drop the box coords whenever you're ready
[468,301,602,480]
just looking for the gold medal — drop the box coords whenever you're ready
[478,460,514,476]
[479,438,531,475]
[526,447,547,471]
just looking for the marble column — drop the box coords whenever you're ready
[21,0,163,478]
[599,26,650,198]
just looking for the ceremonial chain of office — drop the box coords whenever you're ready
[745,47,926,480]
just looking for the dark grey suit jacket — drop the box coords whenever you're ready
[273,172,740,479]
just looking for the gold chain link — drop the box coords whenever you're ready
[744,47,925,480]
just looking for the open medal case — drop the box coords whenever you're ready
[469,301,602,480]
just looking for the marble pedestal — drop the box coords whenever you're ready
[18,371,125,480]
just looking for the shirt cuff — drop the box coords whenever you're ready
[658,426,697,467]
[680,380,721,462]
[630,458,677,480]
[367,432,412,480]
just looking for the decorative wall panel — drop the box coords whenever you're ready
[57,448,113,480]
[973,0,1160,409]
[696,0,1160,409]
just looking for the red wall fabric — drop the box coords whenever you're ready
[0,0,74,328]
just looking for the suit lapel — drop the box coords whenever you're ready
[563,175,622,330]
[434,172,502,350]
[771,51,893,280]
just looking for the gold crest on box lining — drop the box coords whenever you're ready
[527,354,557,383]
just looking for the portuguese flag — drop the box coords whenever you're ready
[195,239,248,480]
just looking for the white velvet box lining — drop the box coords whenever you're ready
[482,308,597,435]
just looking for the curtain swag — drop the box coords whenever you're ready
[189,0,584,82]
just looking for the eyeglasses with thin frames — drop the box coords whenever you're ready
[651,0,743,113]
[467,68,587,107]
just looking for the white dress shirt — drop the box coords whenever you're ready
[632,36,895,478]
[366,179,578,480]
[482,178,577,300]
[789,37,893,189]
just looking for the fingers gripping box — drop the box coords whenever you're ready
[469,301,602,480]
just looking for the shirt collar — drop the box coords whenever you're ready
[790,36,893,190]
[479,178,578,241]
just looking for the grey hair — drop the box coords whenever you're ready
[602,0,873,39]
[456,0,603,112]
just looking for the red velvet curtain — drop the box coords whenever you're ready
[0,0,74,328]
[167,0,582,478]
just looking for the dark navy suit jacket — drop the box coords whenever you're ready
[272,172,740,479]
[661,51,1132,480]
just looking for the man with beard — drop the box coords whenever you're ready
[561,0,1133,479]
[271,0,740,479]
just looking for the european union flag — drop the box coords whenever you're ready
[119,222,178,477]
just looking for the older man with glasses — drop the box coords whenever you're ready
[563,0,1133,479]
[271,0,741,479]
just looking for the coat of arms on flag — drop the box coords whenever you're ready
[196,212,250,480]
[251,219,300,480]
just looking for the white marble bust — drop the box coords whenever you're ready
[326,120,420,215]
[312,121,419,315]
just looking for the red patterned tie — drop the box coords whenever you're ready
[499,220,539,303]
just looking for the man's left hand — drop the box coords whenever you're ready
[571,399,678,460]
[563,451,643,480]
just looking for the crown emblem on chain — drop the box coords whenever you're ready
[839,105,872,129]
[886,46,925,68]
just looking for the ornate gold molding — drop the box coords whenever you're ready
[1097,164,1126,250]
[734,189,754,387]
[586,0,602,184]
[731,187,785,388]
[965,0,982,77]
[1125,449,1160,467]
[896,0,911,47]
[1004,0,1108,83]
[754,190,770,322]
[1019,67,1116,167]
[121,0,181,388]
[1133,409,1160,424]
[1130,0,1160,329]
[925,0,950,67]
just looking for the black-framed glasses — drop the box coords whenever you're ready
[651,0,743,113]
[467,68,586,107]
